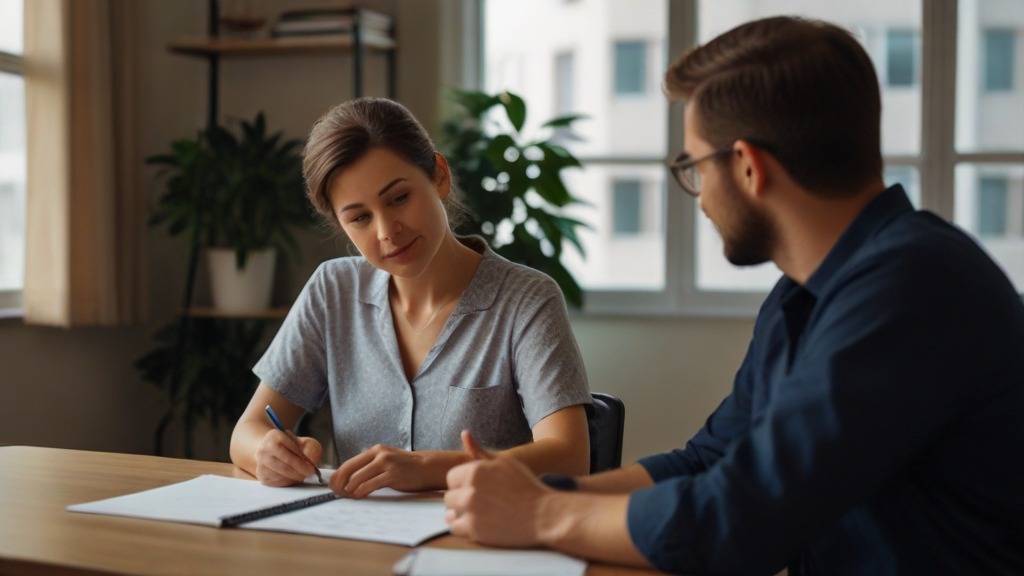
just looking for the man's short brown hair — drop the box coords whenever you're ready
[665,16,883,197]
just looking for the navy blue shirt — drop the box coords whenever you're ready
[627,185,1024,575]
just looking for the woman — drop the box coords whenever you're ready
[230,97,592,497]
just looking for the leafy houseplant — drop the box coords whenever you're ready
[440,90,590,308]
[135,318,264,457]
[138,112,312,457]
[147,112,311,270]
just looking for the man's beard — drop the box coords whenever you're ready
[719,172,776,267]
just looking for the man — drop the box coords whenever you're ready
[443,16,1024,575]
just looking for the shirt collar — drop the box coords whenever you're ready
[801,183,914,298]
[363,236,504,314]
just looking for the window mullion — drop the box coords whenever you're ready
[921,0,959,219]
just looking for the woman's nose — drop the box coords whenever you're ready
[377,215,403,241]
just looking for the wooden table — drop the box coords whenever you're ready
[0,446,661,575]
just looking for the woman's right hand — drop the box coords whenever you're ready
[253,429,323,486]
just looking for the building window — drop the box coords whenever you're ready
[612,179,642,235]
[887,29,918,87]
[984,29,1015,92]
[614,41,646,94]
[977,176,1008,237]
[554,51,575,115]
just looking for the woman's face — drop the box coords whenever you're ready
[328,147,451,278]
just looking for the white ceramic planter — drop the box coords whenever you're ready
[206,247,276,314]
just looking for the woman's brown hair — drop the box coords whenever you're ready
[303,97,469,231]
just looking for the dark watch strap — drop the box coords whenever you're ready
[540,473,578,491]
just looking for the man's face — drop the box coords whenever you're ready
[684,104,776,267]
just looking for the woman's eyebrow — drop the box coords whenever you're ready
[339,178,407,212]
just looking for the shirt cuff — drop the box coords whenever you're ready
[627,478,700,574]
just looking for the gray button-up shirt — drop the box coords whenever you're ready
[253,239,591,462]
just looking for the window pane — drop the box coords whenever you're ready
[884,164,921,206]
[0,71,26,292]
[956,2,1024,151]
[483,0,669,291]
[954,163,1024,290]
[614,41,646,94]
[0,0,23,55]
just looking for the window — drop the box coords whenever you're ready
[0,0,25,313]
[984,29,1015,92]
[976,176,1009,237]
[479,0,1024,316]
[613,41,647,95]
[554,51,575,115]
[886,29,918,87]
[612,179,642,235]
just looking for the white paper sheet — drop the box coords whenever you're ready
[392,549,587,576]
[67,474,449,546]
[245,496,448,546]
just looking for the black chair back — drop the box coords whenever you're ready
[587,392,625,473]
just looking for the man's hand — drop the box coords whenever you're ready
[444,431,552,547]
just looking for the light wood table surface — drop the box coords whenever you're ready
[0,446,662,576]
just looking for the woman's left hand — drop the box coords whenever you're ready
[331,445,463,497]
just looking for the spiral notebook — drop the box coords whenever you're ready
[67,474,449,546]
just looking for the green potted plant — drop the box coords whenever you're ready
[147,112,311,312]
[138,112,313,457]
[440,89,590,307]
[135,318,264,457]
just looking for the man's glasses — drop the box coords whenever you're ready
[667,148,735,197]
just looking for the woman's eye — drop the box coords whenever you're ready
[351,213,370,224]
[392,192,409,205]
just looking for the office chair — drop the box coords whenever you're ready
[587,392,625,473]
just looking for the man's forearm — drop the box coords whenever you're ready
[535,491,652,568]
[574,462,655,493]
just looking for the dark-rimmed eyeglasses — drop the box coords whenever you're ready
[667,148,735,197]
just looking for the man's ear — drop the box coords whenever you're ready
[732,139,769,198]
[434,152,452,199]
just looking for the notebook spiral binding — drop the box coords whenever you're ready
[219,491,339,527]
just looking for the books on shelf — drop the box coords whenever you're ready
[271,7,392,39]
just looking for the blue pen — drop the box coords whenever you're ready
[265,405,327,486]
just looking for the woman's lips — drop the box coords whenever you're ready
[383,238,416,259]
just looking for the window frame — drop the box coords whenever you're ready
[470,0,1024,318]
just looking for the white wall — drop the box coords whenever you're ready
[0,0,752,467]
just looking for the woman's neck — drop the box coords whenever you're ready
[390,234,482,310]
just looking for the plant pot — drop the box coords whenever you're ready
[206,247,276,314]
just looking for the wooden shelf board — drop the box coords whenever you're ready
[184,307,289,320]
[168,35,395,57]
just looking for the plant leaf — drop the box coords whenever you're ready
[498,91,527,132]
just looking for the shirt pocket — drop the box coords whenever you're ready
[439,383,531,451]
